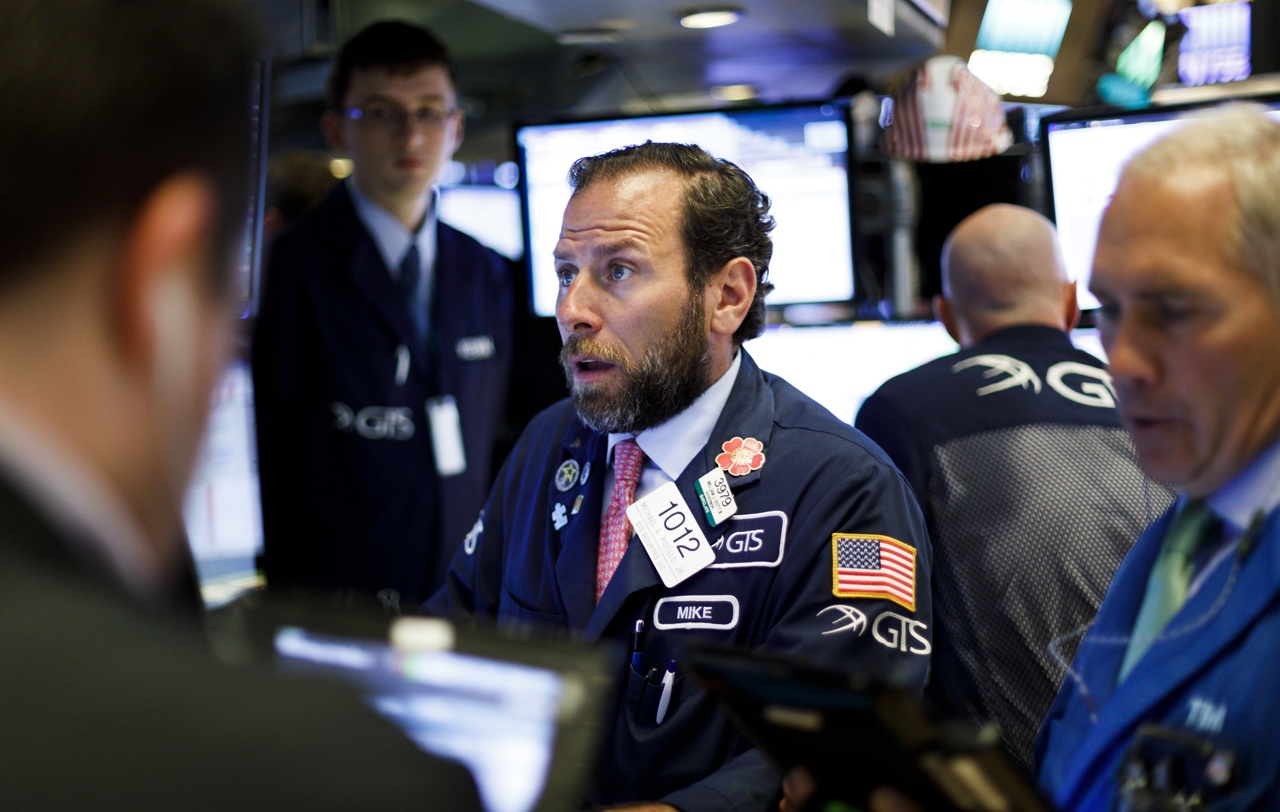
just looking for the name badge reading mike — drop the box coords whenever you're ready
[627,482,716,588]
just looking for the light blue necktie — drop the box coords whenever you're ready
[1120,500,1219,680]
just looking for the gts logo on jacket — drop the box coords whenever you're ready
[330,402,414,441]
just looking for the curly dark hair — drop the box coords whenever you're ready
[566,141,775,344]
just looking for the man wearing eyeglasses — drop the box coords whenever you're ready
[253,21,523,608]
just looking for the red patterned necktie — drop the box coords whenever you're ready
[596,439,645,603]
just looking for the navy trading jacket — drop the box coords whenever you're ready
[429,351,933,812]
[855,325,1172,772]
[253,183,514,604]
[1037,505,1280,811]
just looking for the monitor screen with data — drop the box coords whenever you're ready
[1040,95,1280,311]
[747,321,1106,424]
[183,356,263,607]
[271,618,609,812]
[516,101,857,317]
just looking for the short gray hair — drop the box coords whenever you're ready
[1122,103,1280,301]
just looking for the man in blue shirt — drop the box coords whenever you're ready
[1036,103,1280,811]
[787,105,1280,812]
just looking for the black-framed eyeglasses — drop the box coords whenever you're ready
[344,102,458,131]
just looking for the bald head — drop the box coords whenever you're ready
[936,204,1077,346]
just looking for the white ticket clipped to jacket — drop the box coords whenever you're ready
[627,481,716,587]
[427,395,467,477]
[694,467,737,527]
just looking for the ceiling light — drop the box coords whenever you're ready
[556,29,620,46]
[679,8,744,29]
[967,50,1056,97]
[711,84,758,101]
[598,18,638,31]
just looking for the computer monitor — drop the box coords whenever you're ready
[268,614,611,812]
[747,321,1107,424]
[747,321,957,424]
[438,183,525,261]
[239,54,271,318]
[183,55,271,605]
[183,355,264,608]
[516,101,858,317]
[1039,94,1280,311]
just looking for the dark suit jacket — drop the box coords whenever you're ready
[0,475,482,810]
[253,182,519,603]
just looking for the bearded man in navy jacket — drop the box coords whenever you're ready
[431,142,933,812]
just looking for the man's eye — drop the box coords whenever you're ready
[365,105,396,121]
[412,107,447,123]
[1095,298,1120,323]
[1156,303,1193,324]
[609,265,633,282]
[556,267,577,287]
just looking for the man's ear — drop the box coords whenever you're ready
[113,174,215,372]
[933,294,963,345]
[448,110,465,157]
[707,257,757,339]
[1063,280,1080,330]
[321,110,347,155]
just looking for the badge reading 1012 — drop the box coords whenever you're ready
[627,481,716,588]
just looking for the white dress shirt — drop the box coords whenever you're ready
[601,350,744,521]
[348,180,438,328]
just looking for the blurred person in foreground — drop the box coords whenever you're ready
[0,1,481,807]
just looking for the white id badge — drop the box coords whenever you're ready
[627,481,716,588]
[694,467,737,527]
[426,395,467,477]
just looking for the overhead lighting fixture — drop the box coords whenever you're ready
[968,0,1073,98]
[556,29,620,46]
[679,8,744,29]
[968,50,1056,97]
[711,84,757,101]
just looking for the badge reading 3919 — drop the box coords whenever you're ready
[627,481,716,588]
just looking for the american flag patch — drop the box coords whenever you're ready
[831,534,916,611]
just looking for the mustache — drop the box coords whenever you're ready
[560,335,630,369]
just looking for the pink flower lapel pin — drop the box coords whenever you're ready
[716,436,766,477]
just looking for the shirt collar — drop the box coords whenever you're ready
[607,350,743,479]
[347,179,438,277]
[1206,437,1280,533]
[0,395,164,601]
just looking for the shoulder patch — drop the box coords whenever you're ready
[831,534,916,611]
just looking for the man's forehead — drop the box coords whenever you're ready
[345,64,455,102]
[561,173,683,234]
[1093,170,1235,271]
[580,169,685,208]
